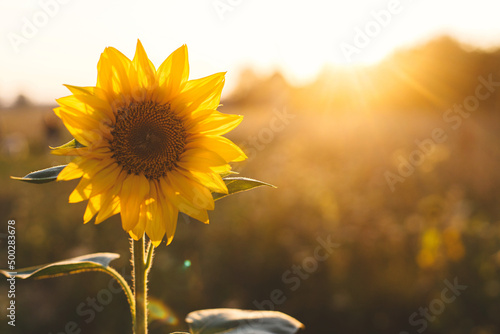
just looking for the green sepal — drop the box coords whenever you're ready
[50,138,85,151]
[218,170,239,178]
[10,165,67,184]
[213,177,276,201]
[185,308,304,334]
[0,252,120,279]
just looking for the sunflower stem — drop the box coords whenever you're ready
[145,241,154,272]
[133,237,148,334]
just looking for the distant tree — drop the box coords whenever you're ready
[12,93,32,108]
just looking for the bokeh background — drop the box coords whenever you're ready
[2,1,500,333]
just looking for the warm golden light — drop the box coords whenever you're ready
[1,1,500,104]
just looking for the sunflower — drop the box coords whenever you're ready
[52,40,246,246]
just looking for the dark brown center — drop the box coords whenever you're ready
[110,101,186,179]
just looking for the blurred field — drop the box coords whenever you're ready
[2,37,500,334]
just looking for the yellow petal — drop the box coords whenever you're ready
[178,148,227,172]
[177,169,228,194]
[94,174,126,224]
[120,174,150,231]
[51,145,87,157]
[95,193,121,225]
[156,45,189,102]
[145,182,165,246]
[57,159,84,181]
[54,107,104,146]
[129,201,147,240]
[210,164,232,174]
[186,135,247,162]
[96,46,133,101]
[188,112,243,136]
[58,157,98,181]
[159,192,178,246]
[89,163,121,197]
[184,206,209,224]
[171,72,225,115]
[67,155,115,203]
[55,106,103,134]
[105,47,133,97]
[69,176,92,203]
[64,85,95,96]
[131,40,156,94]
[96,48,116,97]
[84,194,102,224]
[160,177,209,224]
[167,170,214,210]
[182,109,217,129]
[63,85,115,123]
[57,94,111,124]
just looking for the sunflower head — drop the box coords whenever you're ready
[53,40,246,246]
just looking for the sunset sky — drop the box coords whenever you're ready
[1,0,500,105]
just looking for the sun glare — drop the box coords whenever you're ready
[1,0,500,104]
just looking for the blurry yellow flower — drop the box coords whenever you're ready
[416,227,441,269]
[53,40,246,246]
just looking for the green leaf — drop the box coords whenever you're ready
[186,309,304,334]
[0,252,120,279]
[10,165,67,184]
[213,177,276,201]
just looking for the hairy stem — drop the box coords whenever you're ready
[133,237,147,334]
